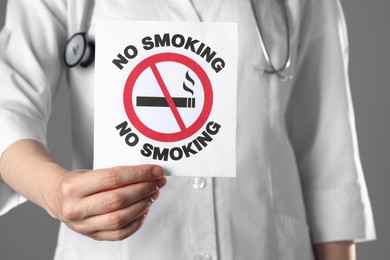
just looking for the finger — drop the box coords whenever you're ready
[82,196,156,240]
[78,180,163,217]
[77,165,164,196]
[90,195,153,231]
[90,213,148,241]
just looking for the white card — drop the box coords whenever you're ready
[94,21,237,177]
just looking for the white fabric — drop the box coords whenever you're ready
[0,0,376,259]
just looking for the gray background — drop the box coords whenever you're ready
[0,0,389,259]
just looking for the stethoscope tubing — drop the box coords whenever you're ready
[250,0,291,80]
[66,0,292,81]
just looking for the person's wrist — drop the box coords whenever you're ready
[38,163,70,219]
[314,241,355,260]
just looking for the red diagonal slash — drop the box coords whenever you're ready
[150,64,186,131]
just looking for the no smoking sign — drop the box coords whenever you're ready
[94,21,238,177]
[124,52,213,142]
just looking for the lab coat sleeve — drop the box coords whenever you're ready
[0,0,67,215]
[286,0,376,243]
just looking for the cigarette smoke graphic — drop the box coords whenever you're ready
[136,70,196,108]
[182,71,195,95]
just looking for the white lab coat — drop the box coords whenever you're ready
[0,0,376,259]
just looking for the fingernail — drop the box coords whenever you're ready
[147,197,155,206]
[152,166,163,178]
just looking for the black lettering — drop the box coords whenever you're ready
[200,47,216,63]
[124,45,138,59]
[141,143,153,157]
[116,121,132,136]
[116,121,139,147]
[142,36,154,50]
[192,139,203,152]
[196,42,205,55]
[172,34,185,48]
[206,121,221,135]
[112,54,128,70]
[184,37,200,52]
[196,131,213,147]
[182,142,197,158]
[113,45,138,70]
[138,121,221,161]
[139,34,225,73]
[125,133,139,147]
[170,147,183,161]
[155,33,171,47]
[153,147,169,161]
[211,58,225,73]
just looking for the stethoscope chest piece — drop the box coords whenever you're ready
[64,32,95,68]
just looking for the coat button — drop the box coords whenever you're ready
[192,177,207,190]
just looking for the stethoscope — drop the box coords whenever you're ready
[249,0,292,81]
[64,0,291,81]
[64,0,95,68]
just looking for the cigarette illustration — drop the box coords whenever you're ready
[136,96,196,108]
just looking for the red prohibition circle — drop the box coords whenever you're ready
[123,52,213,142]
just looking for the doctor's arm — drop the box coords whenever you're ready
[0,0,166,240]
[286,0,375,256]
[0,139,166,241]
[314,241,355,260]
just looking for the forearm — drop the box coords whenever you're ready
[0,139,167,241]
[314,241,356,260]
[0,139,67,217]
